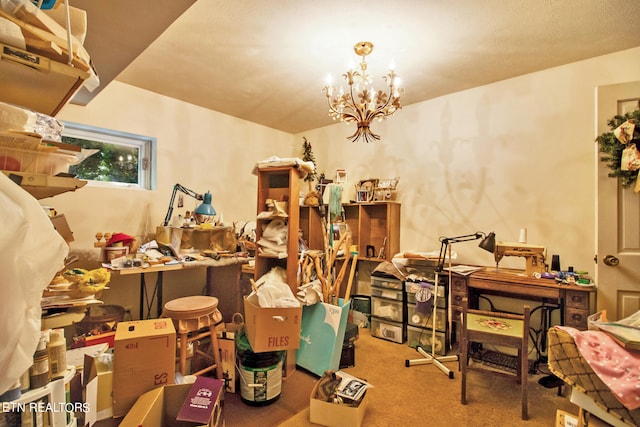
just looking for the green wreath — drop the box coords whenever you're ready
[596,108,640,188]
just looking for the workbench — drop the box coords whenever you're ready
[111,256,248,320]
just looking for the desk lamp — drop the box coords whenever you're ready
[405,231,495,379]
[162,183,216,226]
[193,192,216,224]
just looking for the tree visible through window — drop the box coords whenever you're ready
[61,122,155,189]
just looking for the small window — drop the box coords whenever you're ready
[61,121,156,190]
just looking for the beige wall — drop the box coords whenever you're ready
[54,83,295,315]
[300,46,640,272]
[49,46,640,317]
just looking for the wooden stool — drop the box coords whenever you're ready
[163,295,223,379]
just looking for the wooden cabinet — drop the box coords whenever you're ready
[254,166,300,293]
[449,274,470,324]
[564,289,590,329]
[341,202,400,261]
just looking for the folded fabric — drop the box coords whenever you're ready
[253,156,315,179]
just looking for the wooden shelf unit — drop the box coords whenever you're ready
[254,166,301,294]
[341,202,401,261]
[299,205,325,251]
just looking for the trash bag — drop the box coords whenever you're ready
[0,173,68,395]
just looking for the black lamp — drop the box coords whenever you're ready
[163,183,216,226]
[406,230,495,379]
[478,231,496,254]
[435,231,495,272]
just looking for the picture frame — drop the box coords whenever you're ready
[355,179,377,202]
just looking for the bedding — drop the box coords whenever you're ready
[548,327,640,426]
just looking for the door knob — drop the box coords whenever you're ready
[603,255,620,266]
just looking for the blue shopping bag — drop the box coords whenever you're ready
[296,299,351,376]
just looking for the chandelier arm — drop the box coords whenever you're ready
[338,106,360,123]
[348,81,363,119]
[325,92,359,123]
[374,78,397,115]
[325,42,402,142]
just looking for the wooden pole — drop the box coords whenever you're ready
[332,256,351,304]
[343,253,358,304]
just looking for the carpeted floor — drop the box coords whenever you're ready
[223,327,608,427]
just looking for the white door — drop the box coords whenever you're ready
[596,81,640,321]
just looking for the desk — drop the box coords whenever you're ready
[450,268,593,330]
[449,268,594,363]
[112,257,248,319]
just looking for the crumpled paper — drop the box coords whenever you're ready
[297,279,323,306]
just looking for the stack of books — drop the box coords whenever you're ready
[589,310,640,350]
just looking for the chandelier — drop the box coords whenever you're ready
[324,41,403,143]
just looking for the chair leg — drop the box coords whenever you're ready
[520,349,528,420]
[461,336,468,405]
[179,332,188,376]
[209,324,223,380]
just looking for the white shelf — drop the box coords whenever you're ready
[11,366,76,427]
[2,170,87,199]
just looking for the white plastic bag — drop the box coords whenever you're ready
[0,173,68,395]
[248,267,299,308]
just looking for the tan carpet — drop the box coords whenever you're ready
[223,328,608,427]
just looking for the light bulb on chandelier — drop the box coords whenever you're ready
[324,41,403,143]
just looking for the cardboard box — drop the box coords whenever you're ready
[119,377,224,427]
[71,331,116,349]
[50,214,74,242]
[309,379,368,427]
[216,335,236,393]
[243,296,301,352]
[555,409,579,427]
[113,319,176,418]
[83,350,113,425]
[283,349,296,379]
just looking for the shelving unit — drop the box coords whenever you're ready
[10,366,77,427]
[341,202,400,261]
[3,171,87,199]
[0,42,89,117]
[299,205,324,251]
[254,166,301,294]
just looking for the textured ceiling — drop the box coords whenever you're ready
[73,0,640,135]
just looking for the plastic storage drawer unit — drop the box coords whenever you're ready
[407,304,446,330]
[405,281,446,308]
[370,276,403,290]
[407,325,447,356]
[371,286,403,301]
[371,317,406,344]
[371,297,404,322]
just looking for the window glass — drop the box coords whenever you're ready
[61,122,156,189]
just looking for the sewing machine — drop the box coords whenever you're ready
[494,242,547,275]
